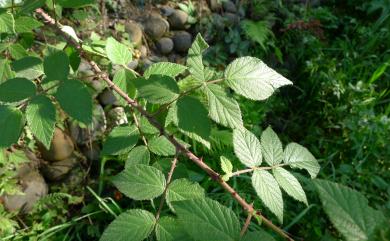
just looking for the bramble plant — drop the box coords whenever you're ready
[0,1,388,241]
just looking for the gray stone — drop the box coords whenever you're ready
[144,14,169,39]
[106,107,128,129]
[156,37,174,54]
[139,45,148,58]
[223,1,237,13]
[125,21,143,46]
[41,156,78,181]
[172,31,192,53]
[38,128,74,162]
[98,88,118,106]
[209,0,222,11]
[127,59,139,69]
[3,171,48,213]
[160,6,175,16]
[168,9,188,30]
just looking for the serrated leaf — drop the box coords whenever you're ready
[283,143,320,178]
[205,84,243,129]
[149,136,176,156]
[139,116,159,134]
[135,75,179,104]
[125,145,150,167]
[105,37,132,65]
[0,12,14,33]
[220,156,233,174]
[8,44,27,60]
[0,78,36,102]
[261,127,283,166]
[242,229,276,241]
[100,209,155,241]
[0,105,24,148]
[44,51,70,81]
[14,16,43,33]
[112,164,166,200]
[26,95,56,149]
[233,128,262,167]
[252,170,283,222]
[173,198,240,241]
[313,179,385,241]
[0,59,15,83]
[166,179,205,212]
[144,62,187,79]
[102,125,139,156]
[224,57,292,100]
[57,0,95,8]
[20,0,45,13]
[11,56,43,80]
[55,79,92,124]
[273,167,307,205]
[113,68,136,105]
[155,216,191,241]
[187,34,209,82]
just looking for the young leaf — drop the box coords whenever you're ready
[44,51,70,81]
[102,126,139,156]
[55,79,92,124]
[26,95,56,149]
[105,37,132,65]
[173,198,240,241]
[149,136,176,156]
[313,179,385,241]
[205,84,243,129]
[155,216,191,241]
[283,143,320,178]
[125,145,150,167]
[135,75,179,104]
[261,126,283,166]
[113,68,136,105]
[0,78,36,103]
[252,170,283,223]
[0,105,24,148]
[187,33,209,82]
[273,167,307,206]
[112,164,166,200]
[233,128,262,167]
[166,178,205,212]
[220,156,233,174]
[100,209,155,241]
[144,62,187,79]
[224,57,292,100]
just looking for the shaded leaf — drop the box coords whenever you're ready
[0,105,24,148]
[0,78,36,102]
[102,125,139,156]
[155,216,191,241]
[44,51,70,81]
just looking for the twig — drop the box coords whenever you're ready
[230,164,288,177]
[130,110,148,146]
[240,205,253,237]
[155,154,179,221]
[35,8,294,240]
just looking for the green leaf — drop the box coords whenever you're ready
[144,62,187,79]
[242,229,276,241]
[0,59,15,83]
[8,44,28,60]
[64,46,81,72]
[241,20,274,51]
[135,75,179,104]
[113,68,136,105]
[20,0,45,14]
[283,143,320,178]
[252,170,283,223]
[0,105,24,148]
[57,0,95,8]
[11,56,43,80]
[55,79,92,124]
[0,78,36,102]
[155,216,191,241]
[125,145,150,167]
[173,96,211,143]
[100,209,155,241]
[261,127,283,166]
[225,57,292,100]
[205,84,243,129]
[273,167,307,205]
[105,37,132,65]
[112,164,166,200]
[220,156,233,174]
[26,95,56,149]
[102,126,139,156]
[44,51,70,81]
[149,136,176,156]
[14,16,43,33]
[233,128,262,167]
[173,198,240,241]
[187,34,209,82]
[139,116,159,134]
[313,179,385,241]
[0,12,14,33]
[166,179,205,211]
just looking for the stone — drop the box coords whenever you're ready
[160,6,175,17]
[144,14,169,39]
[127,59,139,69]
[172,31,192,53]
[209,0,222,11]
[98,88,118,106]
[81,143,101,162]
[106,107,128,129]
[41,156,78,181]
[125,21,143,46]
[223,12,240,25]
[142,58,153,70]
[38,128,74,162]
[223,0,237,13]
[168,9,188,30]
[156,37,174,54]
[139,45,148,58]
[3,171,48,213]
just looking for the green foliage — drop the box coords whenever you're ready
[233,128,262,167]
[187,34,209,82]
[144,62,187,79]
[273,167,307,206]
[136,75,179,104]
[0,77,36,103]
[261,127,283,166]
[125,145,150,167]
[283,143,320,178]
[155,216,189,241]
[102,126,139,155]
[0,106,24,148]
[113,68,136,105]
[241,20,274,52]
[148,136,176,156]
[105,37,132,65]
[166,178,205,211]
[43,51,70,81]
